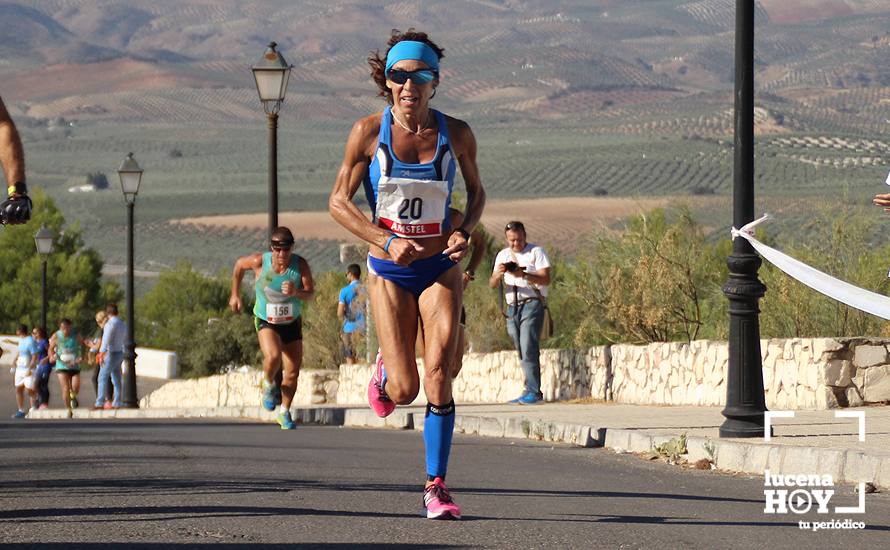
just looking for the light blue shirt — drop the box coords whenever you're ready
[16,336,37,369]
[100,315,127,353]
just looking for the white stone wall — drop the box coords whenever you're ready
[140,370,339,409]
[141,338,890,411]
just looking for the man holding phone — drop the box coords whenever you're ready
[489,221,551,405]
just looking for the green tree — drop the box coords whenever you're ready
[137,261,258,377]
[0,187,121,333]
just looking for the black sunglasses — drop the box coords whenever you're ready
[505,222,524,232]
[271,240,294,250]
[386,69,438,85]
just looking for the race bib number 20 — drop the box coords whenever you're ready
[376,177,449,237]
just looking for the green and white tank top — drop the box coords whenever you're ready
[253,252,303,324]
[55,330,79,370]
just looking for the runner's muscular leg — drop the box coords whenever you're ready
[58,373,72,408]
[369,272,420,404]
[257,328,283,384]
[418,265,462,405]
[280,339,302,408]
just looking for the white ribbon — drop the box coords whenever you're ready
[732,214,890,321]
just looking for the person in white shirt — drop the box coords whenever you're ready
[93,303,126,410]
[488,221,551,405]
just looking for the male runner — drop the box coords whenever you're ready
[230,227,315,429]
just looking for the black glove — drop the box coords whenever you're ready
[1,182,32,225]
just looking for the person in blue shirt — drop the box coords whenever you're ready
[230,227,316,430]
[11,324,37,418]
[93,304,126,410]
[338,263,366,365]
[329,29,486,521]
[32,326,51,409]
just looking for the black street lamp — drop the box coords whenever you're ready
[33,223,55,330]
[118,152,143,409]
[252,42,293,238]
[720,0,768,438]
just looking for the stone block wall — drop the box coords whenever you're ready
[141,337,890,411]
[140,370,339,409]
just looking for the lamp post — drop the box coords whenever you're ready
[252,42,293,238]
[33,223,55,330]
[720,0,768,438]
[118,152,143,409]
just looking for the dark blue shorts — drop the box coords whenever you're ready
[368,253,458,297]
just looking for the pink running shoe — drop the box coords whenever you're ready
[422,477,461,520]
[368,351,395,418]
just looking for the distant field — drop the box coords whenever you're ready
[7,0,890,284]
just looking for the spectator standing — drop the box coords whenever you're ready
[94,303,125,410]
[87,310,112,405]
[49,318,88,416]
[32,326,51,409]
[338,263,366,365]
[11,324,37,418]
[488,221,551,405]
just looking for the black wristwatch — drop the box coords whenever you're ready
[465,270,475,280]
[453,227,471,240]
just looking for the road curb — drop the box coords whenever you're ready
[27,405,890,488]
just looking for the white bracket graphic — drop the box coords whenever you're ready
[834,411,865,442]
[764,411,794,442]
[764,411,865,442]
[835,485,866,514]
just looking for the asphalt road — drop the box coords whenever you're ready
[2,419,889,549]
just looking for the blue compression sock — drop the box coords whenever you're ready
[423,400,455,478]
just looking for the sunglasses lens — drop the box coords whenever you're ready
[388,70,436,85]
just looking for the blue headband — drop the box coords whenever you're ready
[385,41,439,73]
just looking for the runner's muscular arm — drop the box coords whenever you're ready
[467,229,487,273]
[75,332,87,364]
[329,115,423,267]
[0,97,25,186]
[47,334,57,363]
[443,117,486,261]
[230,253,263,312]
[283,257,316,301]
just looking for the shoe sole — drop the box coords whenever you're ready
[368,355,395,418]
[425,509,461,520]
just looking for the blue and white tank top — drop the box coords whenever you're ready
[363,107,456,238]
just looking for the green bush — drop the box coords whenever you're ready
[550,204,728,345]
[758,205,890,338]
[137,262,247,377]
[181,314,260,378]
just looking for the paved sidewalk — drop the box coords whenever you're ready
[27,400,890,489]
